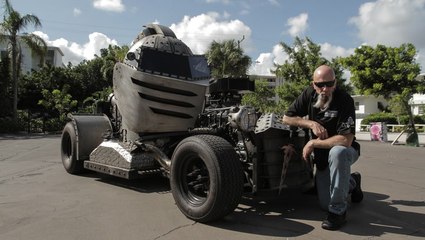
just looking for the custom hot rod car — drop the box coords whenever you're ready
[60,24,313,222]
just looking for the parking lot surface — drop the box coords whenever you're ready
[0,134,424,240]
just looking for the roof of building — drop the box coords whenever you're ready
[47,46,64,56]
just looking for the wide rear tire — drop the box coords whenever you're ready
[61,122,85,174]
[170,135,244,222]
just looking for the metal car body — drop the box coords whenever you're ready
[60,24,313,222]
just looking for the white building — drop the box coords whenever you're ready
[353,93,425,132]
[249,75,284,102]
[0,38,64,73]
[352,95,388,132]
[410,94,425,116]
[410,74,425,116]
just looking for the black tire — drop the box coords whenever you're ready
[61,122,84,174]
[170,135,244,222]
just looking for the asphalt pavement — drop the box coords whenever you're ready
[0,134,424,240]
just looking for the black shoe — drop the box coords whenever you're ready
[322,211,347,230]
[351,172,363,203]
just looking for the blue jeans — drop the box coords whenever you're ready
[315,145,359,215]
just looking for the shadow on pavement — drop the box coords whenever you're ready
[68,172,425,238]
[343,191,425,238]
[93,173,171,194]
[209,191,425,238]
[209,190,320,237]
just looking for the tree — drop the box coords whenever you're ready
[241,79,277,113]
[19,45,121,115]
[69,57,110,102]
[273,37,352,111]
[205,39,251,78]
[100,44,129,81]
[341,43,423,146]
[19,65,73,111]
[38,85,78,122]
[0,0,47,120]
[0,55,11,117]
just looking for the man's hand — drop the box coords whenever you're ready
[302,140,315,161]
[310,121,328,139]
[282,116,328,139]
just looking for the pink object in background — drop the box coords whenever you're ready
[370,124,381,141]
[369,122,388,142]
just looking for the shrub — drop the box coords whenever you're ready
[0,116,25,133]
[43,118,66,132]
[362,112,425,125]
[399,115,425,124]
[361,112,398,124]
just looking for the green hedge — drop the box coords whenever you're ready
[0,110,66,134]
[0,117,25,133]
[361,112,425,125]
[361,112,398,124]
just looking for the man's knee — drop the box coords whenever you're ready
[329,145,358,165]
[329,145,349,161]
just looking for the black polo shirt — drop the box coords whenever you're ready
[285,86,356,169]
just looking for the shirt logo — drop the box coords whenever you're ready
[347,116,354,125]
[324,110,338,118]
[341,116,355,129]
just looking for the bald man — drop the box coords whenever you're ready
[282,65,363,230]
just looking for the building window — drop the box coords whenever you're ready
[1,50,8,60]
[355,102,359,110]
[45,50,55,65]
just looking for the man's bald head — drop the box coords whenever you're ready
[313,65,335,82]
[312,65,336,110]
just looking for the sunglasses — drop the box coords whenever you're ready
[313,80,335,88]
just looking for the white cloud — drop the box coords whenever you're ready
[73,8,82,16]
[248,42,356,76]
[271,44,288,65]
[33,31,49,40]
[170,12,252,55]
[350,0,425,47]
[286,13,308,37]
[33,31,118,66]
[83,32,118,59]
[93,0,125,12]
[249,53,275,76]
[350,0,425,70]
[251,0,425,77]
[248,44,289,76]
[33,12,251,67]
[320,43,354,60]
[249,0,425,77]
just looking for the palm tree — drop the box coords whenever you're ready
[205,39,251,78]
[0,0,47,120]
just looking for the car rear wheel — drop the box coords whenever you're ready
[170,135,244,222]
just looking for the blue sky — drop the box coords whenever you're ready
[7,0,425,76]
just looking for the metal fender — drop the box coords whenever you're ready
[67,114,113,161]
